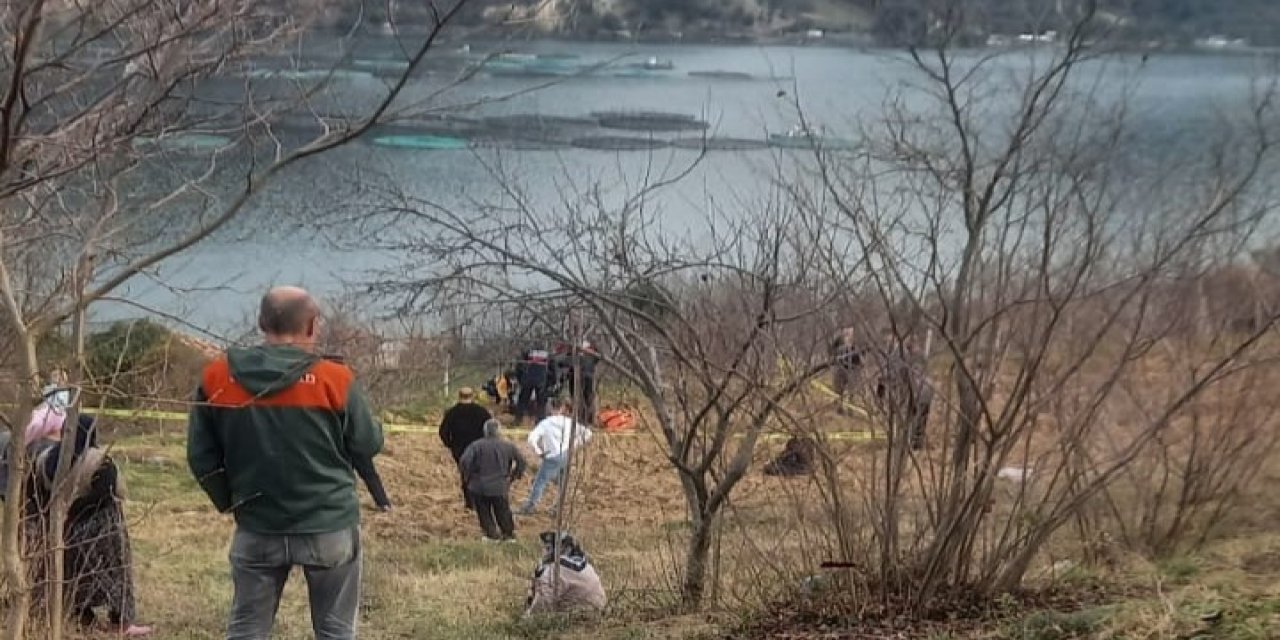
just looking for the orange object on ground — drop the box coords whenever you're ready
[496,374,510,403]
[597,408,636,433]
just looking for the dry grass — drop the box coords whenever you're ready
[95,403,1280,640]
[110,420,784,639]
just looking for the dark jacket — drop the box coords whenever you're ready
[186,345,384,535]
[439,402,493,460]
[876,349,933,408]
[517,349,551,387]
[831,334,862,370]
[458,437,527,497]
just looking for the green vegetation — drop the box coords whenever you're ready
[64,319,208,409]
[1004,609,1108,640]
[1159,556,1204,583]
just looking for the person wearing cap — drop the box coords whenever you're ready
[458,419,527,541]
[439,386,493,510]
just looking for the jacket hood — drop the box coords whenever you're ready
[226,345,319,397]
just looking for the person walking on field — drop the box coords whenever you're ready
[439,386,493,510]
[519,399,592,515]
[187,287,384,640]
[458,419,527,541]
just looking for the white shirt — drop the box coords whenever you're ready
[527,415,592,458]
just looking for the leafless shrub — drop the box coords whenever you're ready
[345,142,851,610]
[768,0,1280,622]
[0,0,480,635]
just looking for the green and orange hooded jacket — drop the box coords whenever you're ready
[186,345,383,535]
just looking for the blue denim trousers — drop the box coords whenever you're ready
[226,526,361,640]
[521,454,565,512]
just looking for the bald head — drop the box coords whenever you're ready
[259,286,319,346]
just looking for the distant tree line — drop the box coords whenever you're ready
[305,0,1280,44]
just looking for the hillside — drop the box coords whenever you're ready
[382,0,1280,45]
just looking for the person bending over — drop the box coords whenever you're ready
[525,531,606,616]
[519,399,592,515]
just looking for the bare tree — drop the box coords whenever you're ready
[1096,268,1280,557]
[0,0,477,636]
[783,0,1280,618]
[352,152,839,608]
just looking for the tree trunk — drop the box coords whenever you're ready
[2,334,42,640]
[680,509,716,610]
[551,338,585,599]
[46,308,86,640]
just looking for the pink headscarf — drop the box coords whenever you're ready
[24,402,66,445]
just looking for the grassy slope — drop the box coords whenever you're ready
[109,418,1280,639]
[115,423,718,639]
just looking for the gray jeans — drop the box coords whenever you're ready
[227,526,362,640]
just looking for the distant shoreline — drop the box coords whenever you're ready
[316,24,874,49]
[320,25,1280,58]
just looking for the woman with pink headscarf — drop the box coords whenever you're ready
[25,368,75,445]
[24,402,67,445]
[14,378,153,636]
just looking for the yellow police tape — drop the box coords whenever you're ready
[85,407,881,441]
[775,356,870,419]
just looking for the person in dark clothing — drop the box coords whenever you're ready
[22,413,153,636]
[830,327,864,415]
[874,333,933,450]
[763,436,817,477]
[439,387,494,509]
[549,343,571,399]
[319,354,392,512]
[458,419,527,541]
[352,456,392,512]
[563,342,601,425]
[514,347,552,424]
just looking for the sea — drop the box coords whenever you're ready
[92,38,1277,336]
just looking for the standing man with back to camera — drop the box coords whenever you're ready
[187,286,384,640]
[439,386,493,510]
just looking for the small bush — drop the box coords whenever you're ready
[88,319,170,376]
[83,319,207,408]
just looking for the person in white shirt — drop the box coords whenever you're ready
[518,399,592,515]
